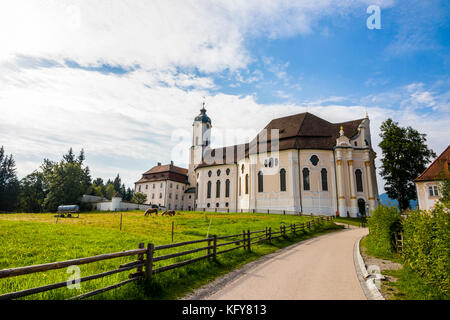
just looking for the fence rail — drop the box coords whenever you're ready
[0,215,335,300]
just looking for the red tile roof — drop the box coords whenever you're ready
[414,145,450,182]
[196,112,366,168]
[135,163,188,184]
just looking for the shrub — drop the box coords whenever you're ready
[402,201,450,299]
[366,205,402,258]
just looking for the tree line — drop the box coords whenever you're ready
[0,147,137,213]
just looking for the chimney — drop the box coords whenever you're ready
[170,161,174,165]
[157,162,161,166]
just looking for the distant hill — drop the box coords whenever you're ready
[379,193,418,210]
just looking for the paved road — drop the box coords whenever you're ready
[204,227,368,300]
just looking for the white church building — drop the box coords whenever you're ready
[136,105,380,217]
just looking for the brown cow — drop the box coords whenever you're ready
[161,210,176,216]
[144,208,158,216]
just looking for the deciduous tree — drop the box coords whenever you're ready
[379,118,436,211]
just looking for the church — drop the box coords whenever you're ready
[135,104,380,217]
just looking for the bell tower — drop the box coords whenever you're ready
[188,101,212,186]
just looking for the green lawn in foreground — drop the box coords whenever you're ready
[0,211,341,300]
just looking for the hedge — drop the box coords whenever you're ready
[366,204,402,258]
[402,201,449,299]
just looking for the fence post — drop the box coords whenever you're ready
[213,235,217,260]
[243,230,246,250]
[247,229,251,252]
[269,227,272,243]
[145,243,154,280]
[131,242,145,281]
[207,237,212,258]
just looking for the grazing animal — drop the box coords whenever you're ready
[162,210,176,216]
[144,208,158,216]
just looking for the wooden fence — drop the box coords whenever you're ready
[0,215,334,300]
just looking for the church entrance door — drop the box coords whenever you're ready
[357,198,366,216]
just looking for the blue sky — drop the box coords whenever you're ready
[0,0,448,191]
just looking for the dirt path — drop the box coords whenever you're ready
[190,227,368,300]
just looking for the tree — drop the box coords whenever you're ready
[113,174,122,193]
[0,146,20,211]
[105,183,116,200]
[124,187,134,202]
[42,148,92,211]
[379,118,436,211]
[131,192,147,205]
[19,171,46,213]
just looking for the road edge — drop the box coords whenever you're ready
[353,235,385,300]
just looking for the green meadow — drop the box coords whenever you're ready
[0,211,341,300]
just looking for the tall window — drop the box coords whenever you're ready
[245,174,249,194]
[321,168,328,191]
[280,169,286,192]
[302,168,310,191]
[216,180,221,198]
[239,177,242,196]
[258,171,264,193]
[355,169,363,192]
[207,181,211,198]
[225,179,230,198]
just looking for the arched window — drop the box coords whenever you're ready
[216,180,221,198]
[258,171,264,193]
[208,171,212,177]
[302,168,310,191]
[226,168,230,175]
[355,169,363,192]
[217,169,221,176]
[225,179,230,198]
[207,181,211,198]
[280,169,286,192]
[321,168,328,191]
[269,158,273,168]
[245,174,249,194]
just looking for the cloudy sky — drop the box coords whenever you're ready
[0,0,449,192]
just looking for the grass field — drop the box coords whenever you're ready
[0,211,341,300]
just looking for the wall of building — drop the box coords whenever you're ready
[416,181,442,211]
